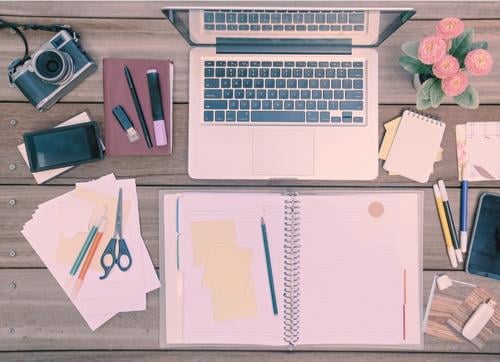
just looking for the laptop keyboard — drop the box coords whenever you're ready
[203,10,366,33]
[203,59,366,125]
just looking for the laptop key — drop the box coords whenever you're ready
[252,111,305,122]
[354,25,364,31]
[353,117,364,123]
[226,13,236,23]
[348,69,364,78]
[262,100,272,109]
[229,100,238,109]
[204,24,214,30]
[221,78,231,88]
[237,111,250,122]
[204,111,214,122]
[204,12,215,23]
[204,79,219,88]
[328,101,339,110]
[204,89,222,99]
[340,101,363,110]
[353,79,364,89]
[349,13,365,24]
[204,68,214,77]
[214,111,225,122]
[320,112,330,122]
[205,100,227,109]
[338,13,348,23]
[306,111,319,122]
[226,111,236,122]
[345,90,363,99]
[223,89,233,98]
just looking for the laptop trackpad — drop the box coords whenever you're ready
[253,130,314,176]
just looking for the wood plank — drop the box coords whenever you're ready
[1,270,498,352]
[0,185,497,270]
[1,1,500,20]
[2,103,500,187]
[0,351,499,362]
[0,17,499,105]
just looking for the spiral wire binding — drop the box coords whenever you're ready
[405,109,443,126]
[283,192,301,349]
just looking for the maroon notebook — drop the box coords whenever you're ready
[103,58,173,155]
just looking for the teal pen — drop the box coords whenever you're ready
[261,217,278,315]
[69,207,106,276]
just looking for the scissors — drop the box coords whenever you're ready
[99,188,132,280]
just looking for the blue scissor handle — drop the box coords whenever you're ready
[99,238,117,280]
[116,238,132,272]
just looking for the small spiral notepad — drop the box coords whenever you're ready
[384,110,445,183]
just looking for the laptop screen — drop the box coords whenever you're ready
[162,2,414,48]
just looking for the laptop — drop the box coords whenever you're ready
[163,2,415,180]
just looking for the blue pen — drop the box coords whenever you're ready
[261,217,278,315]
[460,175,468,253]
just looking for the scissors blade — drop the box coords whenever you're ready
[115,188,123,238]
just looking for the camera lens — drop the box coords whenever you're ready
[33,49,73,84]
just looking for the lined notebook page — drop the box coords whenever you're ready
[298,193,420,345]
[384,110,445,183]
[178,193,285,345]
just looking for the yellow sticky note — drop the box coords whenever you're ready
[203,242,253,293]
[190,220,236,266]
[379,117,401,160]
[212,276,257,321]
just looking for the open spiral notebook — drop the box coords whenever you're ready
[159,190,423,350]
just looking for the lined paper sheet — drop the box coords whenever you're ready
[177,193,285,346]
[298,193,421,345]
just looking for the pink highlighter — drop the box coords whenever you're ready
[146,69,168,146]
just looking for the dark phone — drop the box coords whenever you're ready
[466,193,500,280]
[24,121,104,172]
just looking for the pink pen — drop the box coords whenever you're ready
[147,69,168,146]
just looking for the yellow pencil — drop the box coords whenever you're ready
[433,184,458,268]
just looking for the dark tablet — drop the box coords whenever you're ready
[466,193,500,280]
[24,121,104,172]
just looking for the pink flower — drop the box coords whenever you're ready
[432,55,460,79]
[465,49,493,76]
[442,71,469,97]
[435,17,465,40]
[418,36,447,64]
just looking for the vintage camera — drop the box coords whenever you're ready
[10,30,96,111]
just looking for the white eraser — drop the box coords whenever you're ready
[436,274,453,291]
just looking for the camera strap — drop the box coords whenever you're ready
[0,18,80,86]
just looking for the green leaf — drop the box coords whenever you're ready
[469,41,488,51]
[418,78,437,100]
[401,41,419,59]
[450,28,474,63]
[417,93,432,110]
[399,55,431,75]
[453,85,480,109]
[430,79,445,108]
[416,78,437,109]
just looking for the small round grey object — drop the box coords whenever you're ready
[9,28,16,35]
[9,250,16,257]
[9,282,16,290]
[9,119,17,126]
[9,199,16,206]
[8,328,15,334]
[9,163,16,171]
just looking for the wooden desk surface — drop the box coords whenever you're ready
[1,2,499,361]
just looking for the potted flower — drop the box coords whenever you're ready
[399,17,493,110]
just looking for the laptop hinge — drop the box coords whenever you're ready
[216,38,352,55]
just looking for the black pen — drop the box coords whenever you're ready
[124,65,153,148]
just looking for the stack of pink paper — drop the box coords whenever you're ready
[21,174,160,330]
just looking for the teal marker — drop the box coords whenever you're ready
[69,207,106,276]
[261,217,278,315]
